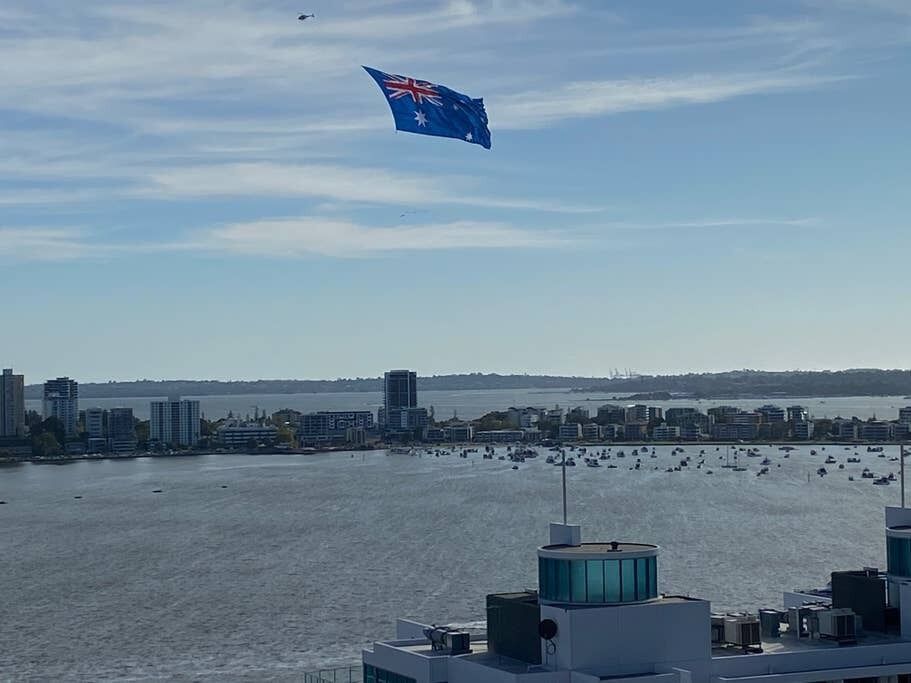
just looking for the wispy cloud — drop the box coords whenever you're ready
[601,217,821,230]
[0,228,95,260]
[493,72,850,129]
[0,219,575,262]
[190,217,573,257]
[141,162,602,213]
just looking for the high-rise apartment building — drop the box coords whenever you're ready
[384,370,417,412]
[85,408,106,439]
[150,399,200,448]
[43,377,79,437]
[108,407,137,454]
[0,368,25,438]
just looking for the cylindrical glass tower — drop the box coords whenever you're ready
[538,542,660,606]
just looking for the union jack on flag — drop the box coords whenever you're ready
[363,66,491,149]
[381,74,444,107]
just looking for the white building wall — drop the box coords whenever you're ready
[539,600,712,679]
[150,399,200,447]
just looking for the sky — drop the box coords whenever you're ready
[1,0,910,383]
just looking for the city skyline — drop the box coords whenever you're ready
[3,1,910,381]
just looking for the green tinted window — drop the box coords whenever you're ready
[539,555,657,603]
[586,560,605,602]
[621,559,636,602]
[556,559,570,602]
[571,560,587,602]
[605,559,621,602]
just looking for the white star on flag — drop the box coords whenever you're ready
[465,132,473,141]
[414,110,428,127]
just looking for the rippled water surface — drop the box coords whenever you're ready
[0,445,903,681]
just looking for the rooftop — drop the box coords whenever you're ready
[540,542,658,553]
[712,630,911,658]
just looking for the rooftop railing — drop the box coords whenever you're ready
[303,665,361,683]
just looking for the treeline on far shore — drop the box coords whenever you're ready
[22,368,911,400]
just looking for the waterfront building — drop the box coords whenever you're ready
[424,427,446,443]
[149,398,200,448]
[600,424,618,440]
[558,423,582,441]
[625,404,649,423]
[84,407,106,453]
[665,407,698,426]
[301,411,375,444]
[446,424,474,442]
[757,404,786,423]
[581,423,602,441]
[567,407,589,421]
[647,406,663,423]
[712,423,757,440]
[522,428,543,443]
[623,423,647,441]
[474,430,525,443]
[385,407,429,433]
[507,407,543,429]
[43,377,78,437]
[679,424,702,441]
[787,405,808,423]
[757,421,788,441]
[347,427,368,447]
[861,421,891,441]
[732,411,762,426]
[384,370,417,412]
[707,405,740,424]
[108,407,137,454]
[85,408,105,439]
[596,404,625,425]
[834,418,858,440]
[0,368,25,438]
[793,421,815,440]
[652,424,680,441]
[545,407,565,424]
[218,422,280,449]
[895,423,911,441]
[900,407,911,426]
[358,508,911,683]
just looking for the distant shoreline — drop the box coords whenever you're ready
[22,369,911,401]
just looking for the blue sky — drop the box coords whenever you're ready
[1,0,909,382]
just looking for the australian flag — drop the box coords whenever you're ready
[364,66,491,149]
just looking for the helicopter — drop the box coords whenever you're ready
[298,13,315,21]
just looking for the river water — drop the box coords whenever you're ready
[0,444,904,681]
[24,389,911,422]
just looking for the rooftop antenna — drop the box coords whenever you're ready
[561,449,568,524]
[902,442,906,508]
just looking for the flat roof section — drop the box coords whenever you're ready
[541,542,658,553]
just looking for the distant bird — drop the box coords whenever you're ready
[298,13,315,21]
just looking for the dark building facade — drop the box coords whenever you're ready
[0,368,25,438]
[384,370,417,412]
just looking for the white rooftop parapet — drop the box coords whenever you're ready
[549,523,581,546]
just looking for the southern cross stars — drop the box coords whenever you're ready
[414,110,428,127]
[465,132,473,142]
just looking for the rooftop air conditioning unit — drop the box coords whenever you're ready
[758,609,783,638]
[817,608,857,642]
[710,614,726,644]
[724,615,761,648]
[424,627,471,655]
